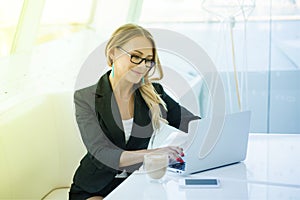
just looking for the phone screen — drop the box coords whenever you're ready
[185,179,218,185]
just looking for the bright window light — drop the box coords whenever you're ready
[40,0,93,24]
[0,0,23,57]
[36,0,94,44]
[140,0,300,22]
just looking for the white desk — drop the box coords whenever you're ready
[105,134,300,200]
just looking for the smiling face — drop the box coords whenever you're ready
[111,36,154,84]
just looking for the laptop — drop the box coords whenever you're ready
[168,111,251,175]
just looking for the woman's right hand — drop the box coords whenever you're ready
[119,146,184,168]
[151,146,184,163]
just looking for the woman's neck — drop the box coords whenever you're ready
[109,74,134,101]
[109,74,135,119]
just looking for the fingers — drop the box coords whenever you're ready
[155,146,184,163]
[168,146,183,155]
[168,146,184,160]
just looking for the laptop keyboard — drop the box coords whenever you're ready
[169,162,186,171]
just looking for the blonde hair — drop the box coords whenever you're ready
[105,24,167,130]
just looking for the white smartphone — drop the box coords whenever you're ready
[179,178,220,188]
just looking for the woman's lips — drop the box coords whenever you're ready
[131,69,143,75]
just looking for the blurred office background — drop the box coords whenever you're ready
[0,0,299,133]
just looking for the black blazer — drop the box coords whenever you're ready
[72,71,200,193]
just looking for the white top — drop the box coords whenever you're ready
[122,118,133,143]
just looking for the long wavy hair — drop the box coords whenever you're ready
[105,23,167,130]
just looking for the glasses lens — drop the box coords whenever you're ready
[145,60,155,68]
[130,54,155,68]
[130,55,143,64]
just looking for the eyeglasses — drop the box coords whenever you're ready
[117,46,156,69]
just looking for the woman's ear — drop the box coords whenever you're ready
[108,49,115,66]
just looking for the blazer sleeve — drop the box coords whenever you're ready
[153,83,201,133]
[74,89,123,171]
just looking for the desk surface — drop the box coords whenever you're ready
[104,134,300,200]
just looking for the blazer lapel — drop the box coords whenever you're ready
[94,71,154,150]
[95,72,126,148]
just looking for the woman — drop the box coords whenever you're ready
[69,24,200,200]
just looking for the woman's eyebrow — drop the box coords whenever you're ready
[132,49,153,58]
[132,49,143,54]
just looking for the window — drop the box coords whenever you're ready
[139,0,300,133]
[0,0,23,57]
[36,0,94,44]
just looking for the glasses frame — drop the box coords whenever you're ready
[117,46,156,69]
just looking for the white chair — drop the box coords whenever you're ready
[0,92,85,199]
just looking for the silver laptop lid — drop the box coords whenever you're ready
[177,111,251,174]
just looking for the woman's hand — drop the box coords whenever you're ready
[152,146,184,163]
[119,146,184,168]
